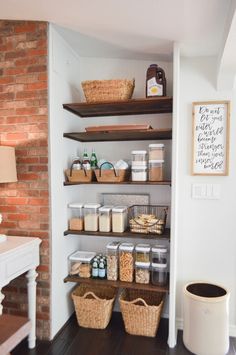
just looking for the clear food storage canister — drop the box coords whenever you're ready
[119,243,134,282]
[84,203,101,232]
[112,206,127,233]
[68,250,96,278]
[151,245,168,264]
[106,241,120,281]
[99,206,112,232]
[131,166,147,181]
[149,144,165,160]
[151,262,167,286]
[135,262,150,284]
[68,203,84,231]
[148,160,164,181]
[135,244,151,263]
[131,150,147,166]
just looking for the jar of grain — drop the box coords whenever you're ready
[149,144,165,160]
[99,206,112,232]
[135,262,150,284]
[106,241,120,281]
[148,160,164,181]
[68,203,84,231]
[151,262,167,286]
[119,243,134,282]
[112,206,127,233]
[84,203,101,232]
[135,244,151,263]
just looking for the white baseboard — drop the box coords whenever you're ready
[176,317,236,338]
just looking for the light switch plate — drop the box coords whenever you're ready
[192,183,221,200]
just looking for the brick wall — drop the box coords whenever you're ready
[0,20,50,339]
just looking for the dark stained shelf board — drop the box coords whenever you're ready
[64,275,169,293]
[64,228,170,240]
[63,129,172,142]
[64,180,171,186]
[63,97,173,118]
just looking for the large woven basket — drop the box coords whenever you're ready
[119,289,164,337]
[82,79,135,103]
[72,284,116,329]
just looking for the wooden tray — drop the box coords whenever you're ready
[65,169,94,183]
[85,124,152,132]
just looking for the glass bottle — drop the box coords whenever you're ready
[92,260,99,279]
[82,148,91,170]
[98,261,106,279]
[90,148,98,169]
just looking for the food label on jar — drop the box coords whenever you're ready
[98,269,105,278]
[147,78,163,96]
[92,268,98,277]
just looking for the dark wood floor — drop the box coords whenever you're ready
[12,312,236,355]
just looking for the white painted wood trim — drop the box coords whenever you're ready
[26,269,38,349]
[168,42,181,348]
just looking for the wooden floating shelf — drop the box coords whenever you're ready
[64,180,171,186]
[64,228,170,240]
[64,275,169,293]
[63,97,173,118]
[63,129,172,142]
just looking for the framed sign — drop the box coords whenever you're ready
[192,101,230,175]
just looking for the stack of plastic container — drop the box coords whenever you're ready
[131,150,148,181]
[148,144,165,182]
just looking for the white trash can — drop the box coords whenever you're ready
[183,282,230,355]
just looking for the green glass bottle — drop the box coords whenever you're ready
[90,148,98,169]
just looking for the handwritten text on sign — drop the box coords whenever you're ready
[193,102,228,175]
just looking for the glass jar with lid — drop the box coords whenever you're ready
[119,243,134,282]
[106,241,120,281]
[68,203,84,231]
[135,244,151,263]
[112,206,127,233]
[131,150,147,166]
[151,245,168,264]
[149,144,165,160]
[135,262,150,284]
[151,262,167,286]
[84,203,101,232]
[148,160,164,181]
[99,206,112,232]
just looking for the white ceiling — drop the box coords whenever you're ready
[0,0,232,58]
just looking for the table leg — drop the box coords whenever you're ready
[26,268,38,349]
[0,287,5,315]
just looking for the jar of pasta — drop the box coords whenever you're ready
[106,241,120,281]
[119,243,134,282]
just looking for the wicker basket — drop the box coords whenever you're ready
[119,289,164,337]
[82,79,135,103]
[95,162,130,183]
[65,159,94,183]
[72,284,116,329]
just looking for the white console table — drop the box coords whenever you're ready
[0,236,41,349]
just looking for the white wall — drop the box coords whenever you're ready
[176,55,236,335]
[49,26,173,338]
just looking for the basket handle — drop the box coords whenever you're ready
[69,160,87,177]
[82,291,101,300]
[128,297,149,307]
[99,162,117,177]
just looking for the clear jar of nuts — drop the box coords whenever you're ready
[119,243,134,282]
[135,262,150,284]
[106,241,120,281]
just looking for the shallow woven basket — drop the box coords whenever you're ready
[82,79,135,103]
[72,284,116,329]
[119,289,164,337]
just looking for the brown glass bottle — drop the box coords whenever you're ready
[146,64,166,97]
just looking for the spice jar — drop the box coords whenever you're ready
[131,150,147,166]
[135,262,150,284]
[119,243,134,282]
[106,241,120,281]
[84,203,101,232]
[151,263,167,286]
[99,206,112,232]
[112,206,127,233]
[131,166,147,181]
[148,160,164,181]
[68,203,84,231]
[151,245,168,264]
[135,244,150,263]
[149,144,165,160]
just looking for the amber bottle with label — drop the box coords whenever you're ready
[146,64,166,97]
